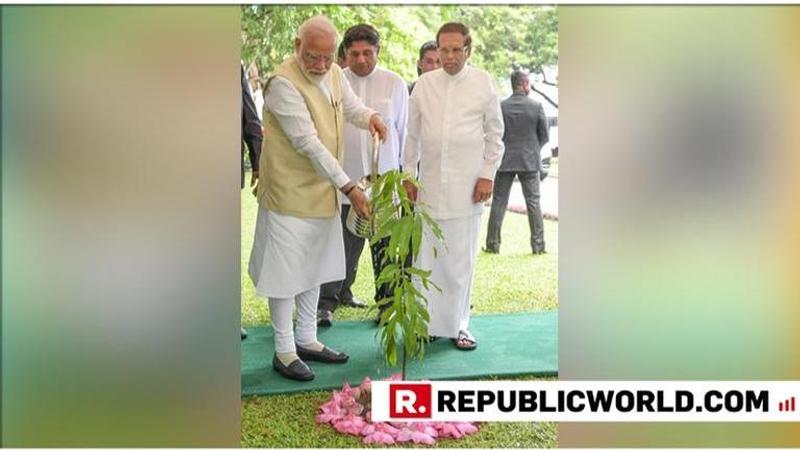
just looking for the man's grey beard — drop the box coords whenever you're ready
[295,54,328,85]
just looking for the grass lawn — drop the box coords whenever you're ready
[240,182,558,447]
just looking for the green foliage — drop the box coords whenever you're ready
[423,5,558,78]
[241,5,558,84]
[367,170,443,379]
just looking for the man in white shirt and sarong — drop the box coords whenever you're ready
[248,16,387,381]
[403,22,504,351]
[317,24,409,327]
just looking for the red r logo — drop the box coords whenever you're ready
[389,383,432,418]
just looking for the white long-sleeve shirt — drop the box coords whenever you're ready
[251,87,264,121]
[264,72,375,190]
[404,65,505,220]
[341,65,408,204]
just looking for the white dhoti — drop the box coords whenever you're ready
[248,205,345,353]
[416,213,482,339]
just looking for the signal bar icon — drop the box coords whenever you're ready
[778,397,796,412]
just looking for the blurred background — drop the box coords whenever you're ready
[559,5,800,447]
[2,6,241,446]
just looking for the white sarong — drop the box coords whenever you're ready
[416,213,482,339]
[248,205,345,299]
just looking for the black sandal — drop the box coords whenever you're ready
[452,330,477,351]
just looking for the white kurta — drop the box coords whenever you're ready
[251,87,264,121]
[249,207,344,299]
[341,66,408,207]
[403,65,505,338]
[248,69,374,299]
[403,65,505,220]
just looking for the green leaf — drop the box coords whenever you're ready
[405,267,431,278]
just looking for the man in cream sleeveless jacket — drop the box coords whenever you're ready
[248,16,387,382]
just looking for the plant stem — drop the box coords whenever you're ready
[400,265,408,381]
[402,348,407,381]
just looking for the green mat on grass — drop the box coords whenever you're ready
[241,311,557,396]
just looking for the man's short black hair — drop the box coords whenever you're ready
[342,24,380,51]
[418,40,437,61]
[337,41,346,61]
[510,70,529,90]
[436,22,472,50]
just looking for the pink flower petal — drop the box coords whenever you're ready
[333,421,349,433]
[316,412,337,424]
[364,431,395,445]
[411,431,436,445]
[375,422,399,436]
[455,422,478,435]
[395,428,413,442]
[423,425,438,438]
[379,432,396,445]
[440,422,462,438]
[347,417,366,435]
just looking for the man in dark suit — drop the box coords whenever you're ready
[241,62,262,191]
[241,62,262,339]
[485,70,549,255]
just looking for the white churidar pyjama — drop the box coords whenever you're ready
[267,286,319,353]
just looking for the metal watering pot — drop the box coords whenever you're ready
[345,132,381,239]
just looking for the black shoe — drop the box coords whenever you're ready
[317,310,333,327]
[340,297,368,308]
[533,249,547,255]
[272,354,314,381]
[482,246,499,254]
[296,345,349,364]
[241,327,248,340]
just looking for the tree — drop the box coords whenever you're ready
[241,5,558,85]
[368,170,443,380]
[242,5,426,83]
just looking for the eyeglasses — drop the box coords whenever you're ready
[438,47,468,57]
[303,51,334,65]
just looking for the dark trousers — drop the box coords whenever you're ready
[486,171,545,253]
[318,205,391,312]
